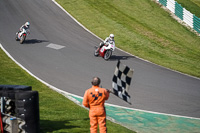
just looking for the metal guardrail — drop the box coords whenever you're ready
[2,114,25,133]
[0,85,40,133]
[157,0,200,34]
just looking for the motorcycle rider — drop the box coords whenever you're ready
[17,22,30,35]
[16,22,30,42]
[20,22,30,31]
[97,34,115,52]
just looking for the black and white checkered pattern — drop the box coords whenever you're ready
[112,61,133,104]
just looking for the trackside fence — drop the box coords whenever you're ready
[156,0,200,33]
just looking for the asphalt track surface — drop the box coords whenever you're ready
[0,0,200,118]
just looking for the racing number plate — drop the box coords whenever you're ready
[100,47,105,52]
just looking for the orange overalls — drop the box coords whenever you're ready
[83,85,110,133]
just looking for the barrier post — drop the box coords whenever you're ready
[1,97,5,113]
[10,118,18,133]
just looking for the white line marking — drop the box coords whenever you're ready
[46,43,65,50]
[1,0,199,122]
[1,42,199,121]
[52,0,200,80]
[51,0,200,119]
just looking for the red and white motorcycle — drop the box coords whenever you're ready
[94,42,115,60]
[15,28,30,44]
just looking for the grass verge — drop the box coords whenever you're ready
[56,0,200,78]
[1,0,200,132]
[0,47,135,132]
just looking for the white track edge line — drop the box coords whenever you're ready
[0,44,81,98]
[1,42,199,120]
[52,0,200,81]
[1,1,199,120]
[52,0,200,120]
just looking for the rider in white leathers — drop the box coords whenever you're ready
[17,22,30,35]
[98,34,115,52]
[20,22,30,31]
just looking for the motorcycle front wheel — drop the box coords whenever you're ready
[20,35,26,44]
[94,47,99,57]
[104,50,112,60]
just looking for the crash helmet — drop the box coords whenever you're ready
[109,34,114,40]
[25,22,30,28]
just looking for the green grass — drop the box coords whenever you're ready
[176,0,200,18]
[56,0,200,78]
[1,0,200,132]
[0,48,135,133]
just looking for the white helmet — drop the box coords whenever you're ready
[109,34,114,40]
[25,22,30,28]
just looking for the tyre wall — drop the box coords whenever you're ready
[0,85,40,133]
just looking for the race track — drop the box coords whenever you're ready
[0,0,200,118]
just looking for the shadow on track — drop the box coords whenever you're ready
[109,55,135,61]
[24,39,48,44]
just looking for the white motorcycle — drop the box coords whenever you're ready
[15,28,30,44]
[94,42,115,60]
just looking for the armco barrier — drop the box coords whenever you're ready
[183,8,193,28]
[175,2,183,20]
[0,85,40,133]
[157,0,200,34]
[166,0,175,13]
[193,16,200,33]
[159,0,167,7]
[1,114,25,133]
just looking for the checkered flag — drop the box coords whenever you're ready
[112,61,134,104]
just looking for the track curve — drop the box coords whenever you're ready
[0,0,200,118]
